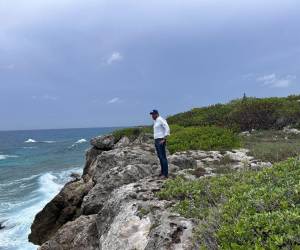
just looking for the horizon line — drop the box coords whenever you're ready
[0,125,128,133]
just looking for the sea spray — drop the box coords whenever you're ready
[0,169,79,250]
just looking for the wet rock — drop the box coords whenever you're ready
[70,172,81,180]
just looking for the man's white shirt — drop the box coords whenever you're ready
[153,116,170,139]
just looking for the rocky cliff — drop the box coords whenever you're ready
[28,133,271,250]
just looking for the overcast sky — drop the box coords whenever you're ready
[0,0,299,130]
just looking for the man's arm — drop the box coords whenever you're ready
[160,118,170,142]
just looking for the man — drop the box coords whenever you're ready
[150,109,170,179]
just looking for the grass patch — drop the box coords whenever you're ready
[242,130,300,163]
[157,158,300,249]
[212,165,235,175]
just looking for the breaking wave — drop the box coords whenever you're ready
[24,139,56,144]
[0,155,19,160]
[0,169,79,250]
[24,139,36,143]
[69,138,88,148]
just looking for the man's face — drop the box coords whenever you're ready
[151,113,158,120]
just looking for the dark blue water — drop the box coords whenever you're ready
[0,127,117,250]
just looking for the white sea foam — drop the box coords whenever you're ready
[70,138,87,148]
[0,174,39,188]
[24,139,56,144]
[0,169,77,250]
[24,139,36,143]
[0,154,18,160]
[76,138,87,144]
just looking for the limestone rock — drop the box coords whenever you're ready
[90,135,115,150]
[96,178,196,250]
[81,144,159,215]
[225,149,253,162]
[283,126,300,135]
[132,133,153,145]
[239,131,251,136]
[168,154,197,169]
[39,215,99,250]
[29,178,93,245]
[83,147,103,177]
[114,136,130,148]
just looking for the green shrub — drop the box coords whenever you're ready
[227,98,280,131]
[167,126,240,153]
[157,158,300,249]
[167,96,300,131]
[167,104,232,127]
[169,124,185,133]
[227,97,300,131]
[113,126,152,141]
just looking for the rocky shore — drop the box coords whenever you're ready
[28,133,272,250]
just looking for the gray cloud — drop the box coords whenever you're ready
[0,0,300,130]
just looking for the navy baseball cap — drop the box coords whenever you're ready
[150,109,159,115]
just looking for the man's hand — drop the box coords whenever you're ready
[159,138,166,144]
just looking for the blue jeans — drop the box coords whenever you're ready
[155,138,168,177]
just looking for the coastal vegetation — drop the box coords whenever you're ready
[112,95,300,158]
[111,95,300,249]
[166,126,240,154]
[113,124,240,154]
[113,127,151,141]
[158,158,300,249]
[167,95,300,131]
[242,129,300,163]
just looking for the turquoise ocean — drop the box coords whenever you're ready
[0,127,117,250]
